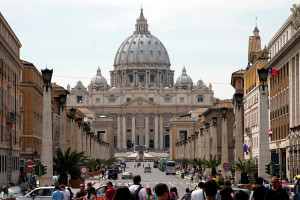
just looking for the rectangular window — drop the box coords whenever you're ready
[77,96,83,103]
[139,75,145,82]
[150,117,154,126]
[166,128,170,132]
[127,129,131,132]
[150,75,155,82]
[127,98,131,102]
[197,95,203,102]
[126,117,131,126]
[149,98,153,102]
[95,98,100,103]
[109,98,115,103]
[150,129,154,132]
[180,97,184,103]
[165,98,171,103]
[129,75,133,82]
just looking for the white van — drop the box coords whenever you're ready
[166,161,176,175]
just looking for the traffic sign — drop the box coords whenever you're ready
[223,163,230,171]
[80,166,88,174]
[28,162,35,171]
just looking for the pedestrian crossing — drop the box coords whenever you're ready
[112,181,193,186]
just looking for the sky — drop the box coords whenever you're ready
[0,0,296,99]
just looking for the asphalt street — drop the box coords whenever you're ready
[86,162,197,198]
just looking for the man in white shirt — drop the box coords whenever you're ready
[129,174,147,200]
[0,186,15,200]
[60,185,70,200]
[191,182,206,200]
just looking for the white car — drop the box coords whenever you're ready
[16,186,76,200]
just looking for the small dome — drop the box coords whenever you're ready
[110,87,118,91]
[176,67,193,85]
[91,67,107,85]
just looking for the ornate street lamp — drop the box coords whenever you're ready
[257,67,269,91]
[77,118,82,128]
[221,107,228,120]
[205,122,210,130]
[59,94,67,110]
[212,117,217,127]
[200,128,204,135]
[41,68,53,92]
[70,108,76,121]
[234,93,243,109]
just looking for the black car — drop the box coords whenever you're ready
[108,169,118,180]
[120,162,126,168]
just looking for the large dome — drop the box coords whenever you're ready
[114,9,170,66]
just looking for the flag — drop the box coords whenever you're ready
[268,67,279,77]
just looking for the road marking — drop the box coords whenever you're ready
[168,182,176,187]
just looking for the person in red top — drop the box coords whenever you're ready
[104,181,116,200]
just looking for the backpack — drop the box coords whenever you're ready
[131,186,143,200]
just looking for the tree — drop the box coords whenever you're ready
[53,147,86,185]
[231,158,257,184]
[204,155,221,176]
[85,159,97,172]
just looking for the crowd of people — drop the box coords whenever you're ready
[62,175,290,200]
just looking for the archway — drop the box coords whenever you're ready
[149,140,154,149]
[127,140,132,150]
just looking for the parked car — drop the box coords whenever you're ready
[96,185,121,199]
[232,188,251,199]
[282,184,295,200]
[144,166,151,173]
[120,162,126,168]
[8,186,24,197]
[108,169,118,180]
[16,186,76,200]
[122,172,133,179]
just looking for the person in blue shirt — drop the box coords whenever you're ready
[52,185,64,200]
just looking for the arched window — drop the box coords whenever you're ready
[126,117,131,126]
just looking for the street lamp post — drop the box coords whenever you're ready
[257,67,270,181]
[205,122,210,160]
[70,108,76,149]
[41,68,53,186]
[212,117,218,158]
[234,93,244,183]
[221,107,228,178]
[59,93,67,152]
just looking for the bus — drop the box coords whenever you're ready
[159,158,168,171]
[166,161,176,175]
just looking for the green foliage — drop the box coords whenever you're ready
[204,155,221,176]
[85,159,97,172]
[231,157,257,184]
[53,147,86,185]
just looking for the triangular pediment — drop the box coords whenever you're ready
[122,98,159,107]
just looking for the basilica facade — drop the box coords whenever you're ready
[67,9,215,151]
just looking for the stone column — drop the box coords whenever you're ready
[83,131,86,153]
[258,85,270,181]
[288,145,293,182]
[41,87,53,186]
[70,119,75,149]
[212,121,217,157]
[205,126,210,160]
[293,145,296,178]
[122,115,126,149]
[160,115,164,149]
[59,107,66,152]
[77,126,81,152]
[235,106,243,183]
[117,115,121,149]
[221,117,228,178]
[155,114,159,149]
[132,114,136,145]
[145,114,149,148]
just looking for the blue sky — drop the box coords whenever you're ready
[1,0,296,99]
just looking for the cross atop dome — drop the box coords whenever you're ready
[97,66,102,76]
[182,66,187,75]
[135,8,149,33]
